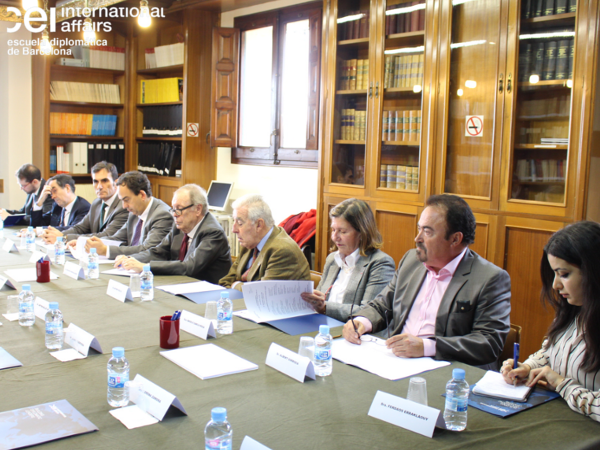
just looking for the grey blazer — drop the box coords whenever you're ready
[103,198,173,258]
[130,212,232,283]
[356,249,511,369]
[317,249,395,322]
[64,196,129,241]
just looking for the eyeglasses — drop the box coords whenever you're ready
[169,204,195,217]
[19,180,32,190]
[349,301,391,340]
[360,335,387,346]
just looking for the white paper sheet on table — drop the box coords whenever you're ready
[157,281,225,296]
[241,280,314,322]
[101,268,138,277]
[2,313,19,322]
[72,236,122,262]
[4,268,59,282]
[109,406,158,429]
[331,336,450,381]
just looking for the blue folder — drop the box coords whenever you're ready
[262,314,344,336]
[178,288,243,304]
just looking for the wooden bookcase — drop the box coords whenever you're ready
[318,0,600,358]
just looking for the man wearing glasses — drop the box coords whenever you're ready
[0,164,54,225]
[115,184,231,283]
[343,194,511,370]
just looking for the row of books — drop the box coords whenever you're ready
[522,0,576,19]
[70,45,125,71]
[50,81,121,104]
[140,78,183,104]
[339,109,366,141]
[384,53,424,89]
[382,110,422,142]
[50,113,117,136]
[338,59,369,90]
[144,43,185,69]
[518,38,574,82]
[138,142,181,177]
[518,126,569,145]
[541,137,568,144]
[515,159,566,182]
[380,164,419,190]
[385,1,425,36]
[142,105,183,137]
[51,142,125,175]
[337,10,369,41]
[518,95,571,119]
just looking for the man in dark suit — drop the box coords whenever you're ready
[28,174,91,230]
[0,164,54,225]
[83,171,173,258]
[116,184,231,283]
[343,194,511,370]
[42,161,128,245]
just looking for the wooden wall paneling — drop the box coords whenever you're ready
[502,217,564,359]
[373,202,419,265]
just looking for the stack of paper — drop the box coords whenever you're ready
[472,370,533,402]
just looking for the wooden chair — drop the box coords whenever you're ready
[499,323,523,365]
[310,270,322,290]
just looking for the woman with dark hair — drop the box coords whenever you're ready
[501,221,600,422]
[300,198,395,322]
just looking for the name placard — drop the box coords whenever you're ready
[36,242,55,259]
[180,310,215,340]
[2,239,18,253]
[29,251,50,264]
[368,390,446,438]
[64,323,102,357]
[265,342,315,383]
[107,279,133,303]
[130,374,187,421]
[63,261,85,280]
[241,436,272,450]
[0,275,16,291]
[34,297,50,320]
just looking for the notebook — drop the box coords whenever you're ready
[472,370,533,402]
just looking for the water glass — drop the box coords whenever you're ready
[205,301,218,328]
[298,336,315,361]
[129,274,141,298]
[407,377,428,406]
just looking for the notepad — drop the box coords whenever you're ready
[472,370,533,402]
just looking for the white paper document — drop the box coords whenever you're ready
[2,313,19,322]
[472,370,533,401]
[4,268,59,282]
[157,281,225,296]
[101,268,138,277]
[160,344,258,380]
[331,337,450,381]
[72,236,121,262]
[241,280,314,322]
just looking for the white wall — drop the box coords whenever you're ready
[217,0,319,224]
[0,23,33,210]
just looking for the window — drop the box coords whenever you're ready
[233,2,322,168]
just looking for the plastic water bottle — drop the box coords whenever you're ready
[26,226,36,251]
[204,407,232,450]
[314,324,333,376]
[45,302,63,350]
[107,347,130,407]
[443,368,469,431]
[88,248,99,279]
[54,236,66,265]
[217,291,233,335]
[18,284,35,327]
[140,265,154,301]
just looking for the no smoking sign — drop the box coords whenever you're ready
[187,123,199,137]
[465,115,483,137]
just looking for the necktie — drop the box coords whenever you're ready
[59,208,66,226]
[241,247,260,282]
[178,234,189,261]
[99,203,107,230]
[131,218,144,246]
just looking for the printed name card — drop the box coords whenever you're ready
[241,436,272,450]
[63,261,85,280]
[29,251,50,264]
[180,310,215,340]
[107,279,133,303]
[36,242,55,259]
[368,390,446,438]
[34,297,50,320]
[265,342,315,383]
[59,323,102,358]
[2,239,18,253]
[0,275,16,291]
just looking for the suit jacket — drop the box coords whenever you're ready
[131,212,232,283]
[356,249,511,369]
[219,226,311,291]
[64,196,128,241]
[7,178,54,225]
[29,196,91,231]
[318,249,396,322]
[106,198,173,258]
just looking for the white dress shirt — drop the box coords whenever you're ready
[328,248,360,304]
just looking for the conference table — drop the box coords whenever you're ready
[0,229,598,450]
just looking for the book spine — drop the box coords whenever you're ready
[568,0,577,13]
[519,43,533,82]
[382,110,389,141]
[533,0,543,17]
[356,59,364,92]
[523,0,533,19]
[555,40,570,80]
[533,42,545,79]
[380,164,388,188]
[555,0,568,14]
[411,1,419,32]
[544,0,555,15]
[568,38,574,79]
[349,59,357,90]
[542,40,557,80]
[402,111,410,141]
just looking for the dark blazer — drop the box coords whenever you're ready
[64,196,129,241]
[7,178,54,225]
[29,196,91,231]
[355,249,511,369]
[318,249,395,322]
[106,198,174,258]
[130,212,231,283]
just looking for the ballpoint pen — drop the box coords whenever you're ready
[513,342,520,387]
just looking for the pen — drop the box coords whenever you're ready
[513,342,520,387]
[171,310,180,321]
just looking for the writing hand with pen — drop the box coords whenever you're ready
[500,360,565,390]
[113,255,145,273]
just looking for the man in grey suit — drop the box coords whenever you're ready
[343,194,511,369]
[81,171,173,258]
[42,161,129,245]
[116,184,231,283]
[0,164,54,225]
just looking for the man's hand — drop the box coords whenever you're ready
[386,334,424,358]
[342,319,366,345]
[66,240,77,250]
[114,255,128,268]
[85,236,107,256]
[42,227,63,244]
[0,209,10,221]
[37,185,52,207]
[118,257,144,273]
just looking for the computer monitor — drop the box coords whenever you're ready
[206,181,234,212]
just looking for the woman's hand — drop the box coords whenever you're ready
[527,366,565,390]
[500,359,531,385]
[300,290,326,314]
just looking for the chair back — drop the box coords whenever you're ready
[499,323,522,365]
[310,270,322,290]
